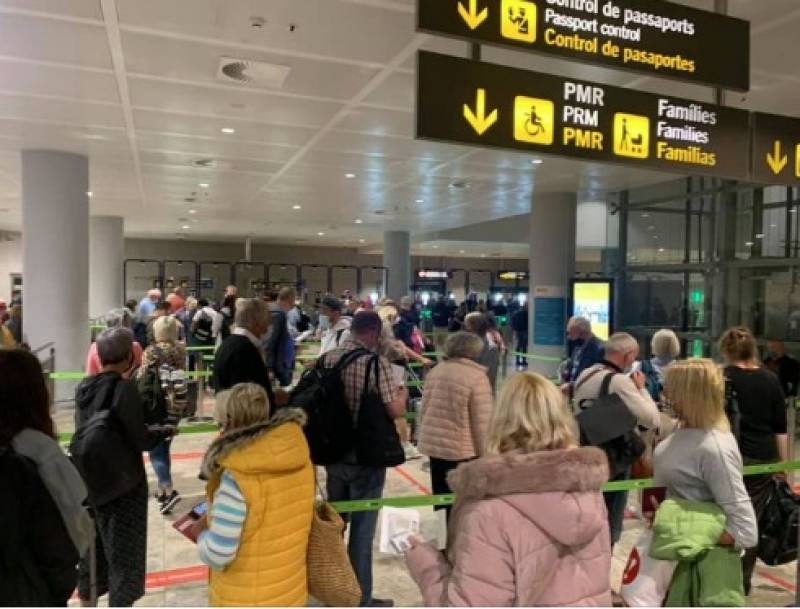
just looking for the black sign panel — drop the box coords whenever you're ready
[752,113,800,187]
[416,51,751,180]
[418,0,749,91]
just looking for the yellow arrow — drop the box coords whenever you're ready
[463,88,498,136]
[767,140,788,175]
[458,0,488,30]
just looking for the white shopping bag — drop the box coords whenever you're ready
[378,507,421,555]
[620,529,677,607]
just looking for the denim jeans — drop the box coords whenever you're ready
[605,468,630,545]
[149,438,173,491]
[326,463,387,606]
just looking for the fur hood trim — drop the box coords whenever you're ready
[448,447,609,502]
[201,408,307,479]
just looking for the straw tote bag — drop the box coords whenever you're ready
[307,500,361,606]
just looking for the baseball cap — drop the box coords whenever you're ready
[320,295,342,312]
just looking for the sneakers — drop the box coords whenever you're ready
[159,490,181,515]
[403,442,422,460]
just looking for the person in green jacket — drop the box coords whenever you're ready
[653,359,757,606]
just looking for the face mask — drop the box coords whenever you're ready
[319,315,330,330]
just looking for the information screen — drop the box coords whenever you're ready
[571,280,613,341]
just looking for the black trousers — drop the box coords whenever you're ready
[743,472,773,595]
[429,457,470,521]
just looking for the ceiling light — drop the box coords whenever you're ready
[354,219,363,224]
[648,225,655,230]
[770,224,778,228]
[658,248,665,253]
[317,232,325,236]
[459,250,466,254]
[199,183,209,188]
[745,241,754,246]
[791,208,798,214]
[641,213,650,218]
[358,239,366,244]
[181,225,190,230]
[415,199,424,203]
[292,205,302,210]
[432,245,439,249]
[188,209,197,214]
[86,191,93,197]
[480,254,487,258]
[221,127,236,134]
[530,159,543,164]
[345,173,356,179]
[755,233,764,239]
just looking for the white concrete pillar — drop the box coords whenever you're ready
[528,193,577,376]
[384,230,411,301]
[90,216,124,318]
[22,150,89,400]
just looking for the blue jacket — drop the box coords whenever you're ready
[569,335,604,382]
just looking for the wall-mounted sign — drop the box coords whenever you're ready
[751,112,800,187]
[571,279,613,341]
[498,270,529,280]
[417,51,751,180]
[417,0,749,91]
[417,269,451,279]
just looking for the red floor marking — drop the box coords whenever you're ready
[394,465,432,495]
[757,569,796,593]
[145,565,208,590]
[144,451,205,463]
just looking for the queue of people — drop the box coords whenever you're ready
[2,278,800,608]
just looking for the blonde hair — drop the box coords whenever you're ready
[486,372,577,454]
[651,329,680,360]
[221,383,271,430]
[377,304,399,325]
[663,359,729,432]
[153,315,179,344]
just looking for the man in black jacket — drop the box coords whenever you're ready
[73,328,172,607]
[214,297,277,409]
[263,287,296,388]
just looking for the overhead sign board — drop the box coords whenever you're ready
[499,271,530,280]
[417,0,749,91]
[751,112,800,187]
[416,51,751,180]
[417,269,451,279]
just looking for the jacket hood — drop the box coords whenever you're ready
[448,447,609,547]
[74,372,120,411]
[201,408,308,479]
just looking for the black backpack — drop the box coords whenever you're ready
[354,354,405,468]
[192,311,214,343]
[286,349,366,465]
[136,356,168,426]
[576,371,645,479]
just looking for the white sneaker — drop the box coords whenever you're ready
[403,442,422,460]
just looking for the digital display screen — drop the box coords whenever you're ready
[572,280,613,341]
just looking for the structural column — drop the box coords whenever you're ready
[22,150,89,401]
[383,230,411,302]
[527,192,577,376]
[90,216,124,318]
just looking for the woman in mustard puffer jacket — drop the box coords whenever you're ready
[196,383,314,607]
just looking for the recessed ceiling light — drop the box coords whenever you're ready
[755,233,765,239]
[459,250,466,254]
[86,191,93,197]
[648,225,655,230]
[791,208,798,214]
[199,183,209,188]
[770,224,778,228]
[745,241,754,246]
[658,248,665,253]
[415,199,424,203]
[354,219,363,224]
[480,254,487,258]
[531,159,543,164]
[188,209,197,214]
[432,245,439,249]
[292,205,302,210]
[221,127,236,134]
[641,213,650,218]
[345,173,356,179]
[317,231,325,236]
[652,235,658,239]
[358,239,366,244]
[181,225,190,230]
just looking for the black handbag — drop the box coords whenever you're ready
[576,372,645,479]
[758,478,800,566]
[355,355,405,468]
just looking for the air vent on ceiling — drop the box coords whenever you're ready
[217,56,291,88]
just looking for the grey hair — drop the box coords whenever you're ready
[104,308,133,330]
[444,332,485,361]
[464,312,489,337]
[604,332,640,356]
[96,327,134,366]
[234,298,270,331]
[651,329,680,359]
[567,316,592,334]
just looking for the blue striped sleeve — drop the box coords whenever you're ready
[197,470,247,570]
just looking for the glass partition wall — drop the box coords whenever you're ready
[605,178,799,356]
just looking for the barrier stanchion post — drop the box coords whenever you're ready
[788,398,796,488]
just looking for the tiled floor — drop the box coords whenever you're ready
[57,369,798,607]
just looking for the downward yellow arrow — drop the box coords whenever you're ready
[458,0,488,30]
[463,88,498,136]
[767,140,788,175]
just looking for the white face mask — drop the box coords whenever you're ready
[318,314,330,330]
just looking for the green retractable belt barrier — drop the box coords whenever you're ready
[50,370,212,381]
[510,351,563,363]
[185,345,216,353]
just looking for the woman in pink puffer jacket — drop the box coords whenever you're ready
[406,372,612,606]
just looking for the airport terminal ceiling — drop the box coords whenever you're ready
[0,0,796,249]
